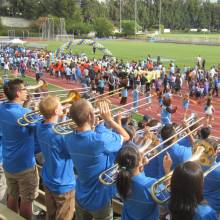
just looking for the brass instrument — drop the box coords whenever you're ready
[175,112,197,133]
[0,79,48,102]
[98,118,204,185]
[17,90,81,126]
[52,96,154,135]
[30,87,89,96]
[150,140,219,205]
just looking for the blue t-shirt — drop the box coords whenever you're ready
[178,136,192,148]
[183,100,189,109]
[122,172,159,220]
[98,79,105,88]
[161,106,171,125]
[0,127,2,165]
[194,204,219,220]
[158,143,192,177]
[0,102,36,173]
[121,88,128,97]
[204,163,220,212]
[144,157,159,179]
[65,124,123,211]
[36,122,76,194]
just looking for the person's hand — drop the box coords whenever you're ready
[98,100,112,122]
[115,111,122,124]
[163,152,172,174]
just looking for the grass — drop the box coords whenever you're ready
[158,33,220,39]
[68,39,220,68]
[24,36,220,68]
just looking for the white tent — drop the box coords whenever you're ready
[10,38,26,45]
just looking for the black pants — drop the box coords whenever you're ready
[212,87,218,96]
[120,97,127,105]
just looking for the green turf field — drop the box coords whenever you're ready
[29,38,220,69]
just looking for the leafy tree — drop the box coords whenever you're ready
[66,21,92,35]
[122,20,135,36]
[93,17,113,37]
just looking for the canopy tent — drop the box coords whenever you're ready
[10,38,26,45]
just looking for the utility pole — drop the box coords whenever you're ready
[135,0,137,35]
[159,0,162,34]
[120,0,122,32]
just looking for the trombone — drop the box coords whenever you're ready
[17,90,81,126]
[98,117,204,185]
[30,87,90,96]
[88,87,123,104]
[150,140,220,205]
[175,112,198,133]
[52,95,154,135]
[0,79,48,102]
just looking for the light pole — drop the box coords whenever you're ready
[135,0,137,35]
[120,0,122,32]
[159,0,162,34]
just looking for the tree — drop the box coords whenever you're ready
[122,20,135,36]
[66,21,92,35]
[93,17,113,37]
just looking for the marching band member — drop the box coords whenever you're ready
[169,161,219,220]
[203,140,220,213]
[0,79,39,220]
[160,94,177,125]
[65,99,129,220]
[116,144,172,220]
[36,96,76,220]
[0,114,6,202]
[158,124,192,177]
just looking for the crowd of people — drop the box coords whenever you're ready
[0,46,219,220]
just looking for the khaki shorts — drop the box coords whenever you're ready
[44,186,75,220]
[0,165,6,201]
[5,166,39,203]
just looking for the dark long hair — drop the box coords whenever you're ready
[116,145,140,200]
[169,161,204,220]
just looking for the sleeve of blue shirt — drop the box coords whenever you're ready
[196,205,219,220]
[177,144,192,162]
[34,127,41,154]
[178,136,192,148]
[95,125,122,153]
[62,136,72,159]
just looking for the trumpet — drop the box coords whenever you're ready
[98,117,204,185]
[150,140,219,205]
[17,90,81,126]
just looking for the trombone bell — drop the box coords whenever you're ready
[150,140,216,205]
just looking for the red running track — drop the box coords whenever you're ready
[26,70,220,137]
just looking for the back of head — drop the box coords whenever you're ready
[170,161,203,220]
[39,95,60,119]
[116,145,140,200]
[69,99,93,127]
[147,119,160,127]
[3,79,24,101]
[161,124,176,145]
[199,127,210,140]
